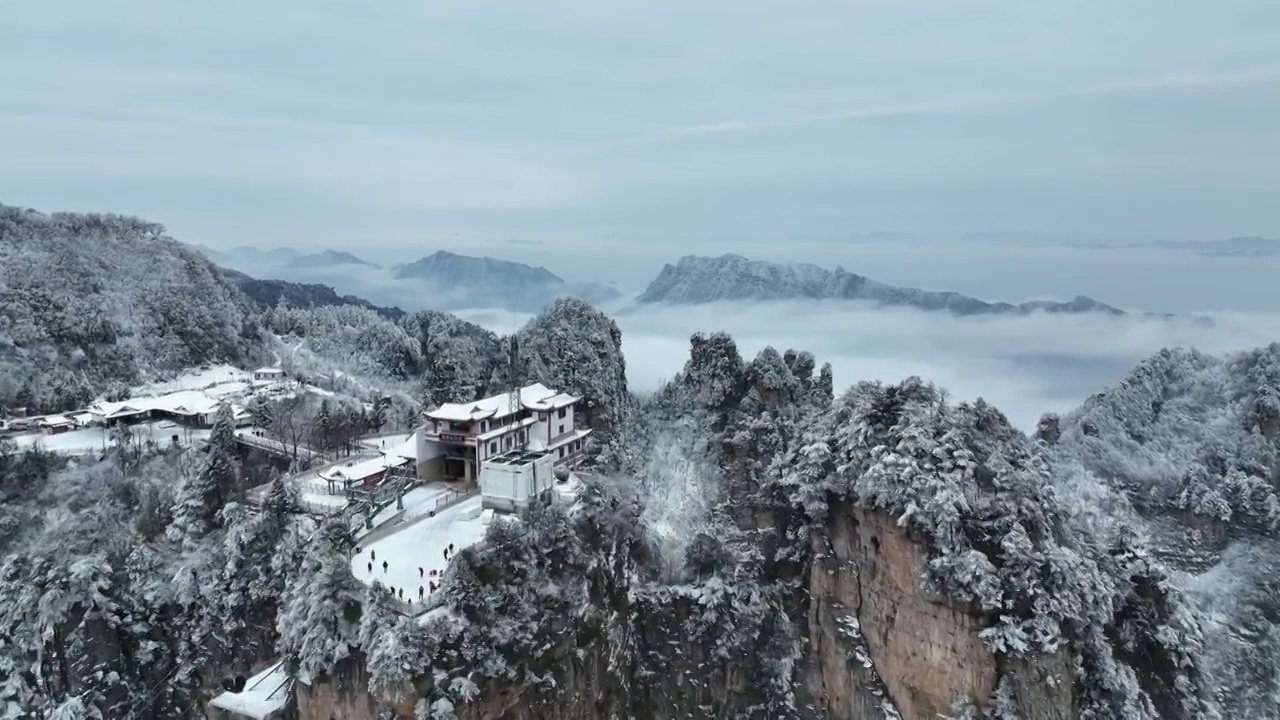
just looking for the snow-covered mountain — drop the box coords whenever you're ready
[0,204,263,413]
[393,250,620,311]
[639,253,1128,316]
[8,202,1276,720]
[1043,344,1280,719]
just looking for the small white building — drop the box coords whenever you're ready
[416,383,592,484]
[479,449,557,513]
[252,367,285,382]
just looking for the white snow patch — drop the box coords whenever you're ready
[134,364,250,395]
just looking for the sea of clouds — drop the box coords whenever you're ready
[460,300,1280,431]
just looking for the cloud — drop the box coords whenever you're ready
[606,64,1280,146]
[5,0,1280,252]
[461,301,1280,433]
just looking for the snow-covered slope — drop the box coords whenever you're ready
[1046,343,1280,719]
[0,204,263,413]
[639,253,1128,316]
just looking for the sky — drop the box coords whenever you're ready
[4,0,1280,292]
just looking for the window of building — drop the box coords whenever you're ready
[557,424,565,435]
[557,407,567,419]
[489,441,498,455]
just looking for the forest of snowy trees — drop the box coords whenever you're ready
[0,205,263,415]
[2,205,1278,720]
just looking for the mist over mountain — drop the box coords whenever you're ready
[1061,236,1280,258]
[289,250,378,269]
[219,267,404,320]
[392,249,621,311]
[639,253,1132,316]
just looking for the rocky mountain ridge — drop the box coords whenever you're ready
[220,267,405,320]
[639,253,1129,316]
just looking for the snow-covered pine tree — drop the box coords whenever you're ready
[314,398,334,452]
[167,410,239,547]
[277,518,363,682]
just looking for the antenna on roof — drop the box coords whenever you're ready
[508,332,526,453]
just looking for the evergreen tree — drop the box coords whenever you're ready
[167,412,239,546]
[250,393,274,431]
[314,399,333,452]
[370,399,388,433]
[209,402,238,457]
[276,518,362,682]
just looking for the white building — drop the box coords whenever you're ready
[252,367,285,382]
[416,383,591,484]
[479,449,557,513]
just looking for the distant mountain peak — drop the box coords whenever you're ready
[394,250,563,285]
[638,253,1133,317]
[291,249,377,268]
[391,250,619,312]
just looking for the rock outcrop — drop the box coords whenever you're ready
[807,505,997,720]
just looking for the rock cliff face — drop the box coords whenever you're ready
[294,500,1086,720]
[807,505,997,720]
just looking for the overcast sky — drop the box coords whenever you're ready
[4,1,1280,291]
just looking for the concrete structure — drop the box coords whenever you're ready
[416,383,591,484]
[479,449,556,513]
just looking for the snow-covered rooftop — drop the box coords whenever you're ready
[39,415,73,426]
[90,389,226,418]
[208,660,291,720]
[426,383,579,422]
[318,451,414,483]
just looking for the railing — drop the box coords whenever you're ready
[429,485,480,515]
[234,430,322,460]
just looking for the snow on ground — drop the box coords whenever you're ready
[352,495,491,607]
[10,422,210,456]
[134,364,250,396]
[359,432,415,450]
[208,660,290,720]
